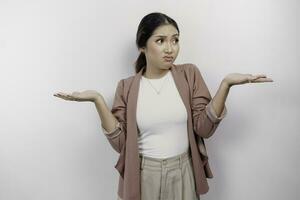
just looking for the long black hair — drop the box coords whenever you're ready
[134,12,180,73]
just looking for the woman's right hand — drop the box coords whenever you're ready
[53,90,102,102]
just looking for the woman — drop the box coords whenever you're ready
[54,12,273,200]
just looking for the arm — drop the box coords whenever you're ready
[191,64,227,139]
[207,80,230,120]
[94,80,126,153]
[210,71,274,118]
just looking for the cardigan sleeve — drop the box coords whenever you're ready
[190,64,227,138]
[101,79,127,153]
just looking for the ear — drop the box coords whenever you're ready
[139,47,145,54]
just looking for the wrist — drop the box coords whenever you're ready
[94,95,104,104]
[221,79,231,89]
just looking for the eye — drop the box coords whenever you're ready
[156,39,163,43]
[156,38,179,44]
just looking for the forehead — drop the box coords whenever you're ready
[152,24,179,37]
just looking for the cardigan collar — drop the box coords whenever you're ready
[121,63,192,199]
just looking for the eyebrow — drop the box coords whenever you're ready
[154,34,179,37]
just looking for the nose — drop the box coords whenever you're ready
[164,42,173,53]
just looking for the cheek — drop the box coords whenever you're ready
[175,45,180,53]
[150,46,163,55]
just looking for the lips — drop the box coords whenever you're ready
[163,56,173,62]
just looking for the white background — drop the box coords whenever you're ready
[0,0,299,199]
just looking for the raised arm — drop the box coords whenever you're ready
[191,64,227,139]
[94,80,127,154]
[191,64,273,139]
[53,80,127,154]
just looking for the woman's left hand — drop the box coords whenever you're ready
[223,73,273,87]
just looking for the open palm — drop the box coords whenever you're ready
[224,73,273,87]
[53,90,100,102]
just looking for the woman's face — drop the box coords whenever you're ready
[140,24,180,70]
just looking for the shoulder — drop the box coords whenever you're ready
[178,63,206,86]
[174,63,200,74]
[120,76,134,89]
[175,63,203,80]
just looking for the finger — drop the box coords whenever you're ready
[255,77,273,81]
[56,95,70,100]
[54,93,67,98]
[253,74,267,79]
[249,75,266,82]
[55,92,69,97]
[252,78,273,82]
[255,74,267,80]
[54,93,65,98]
[56,92,66,95]
[55,93,76,101]
[66,94,76,100]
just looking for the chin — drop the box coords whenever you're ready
[164,61,173,65]
[162,64,172,69]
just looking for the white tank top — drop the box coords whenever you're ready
[136,70,189,159]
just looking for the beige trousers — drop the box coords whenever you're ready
[117,149,200,200]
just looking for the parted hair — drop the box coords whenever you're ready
[134,12,180,73]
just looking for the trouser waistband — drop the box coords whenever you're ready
[139,149,191,169]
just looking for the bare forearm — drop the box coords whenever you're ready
[211,79,230,117]
[94,96,118,133]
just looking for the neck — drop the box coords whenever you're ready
[143,65,171,79]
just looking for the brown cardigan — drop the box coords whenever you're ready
[101,63,227,200]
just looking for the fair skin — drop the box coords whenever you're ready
[139,24,180,79]
[53,24,273,131]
